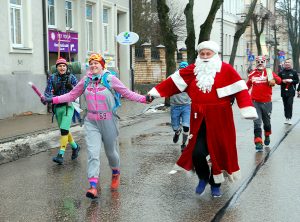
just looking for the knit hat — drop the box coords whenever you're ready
[196,40,220,54]
[179,61,188,68]
[88,53,105,68]
[56,57,68,67]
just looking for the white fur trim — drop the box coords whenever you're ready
[240,106,258,120]
[148,88,161,97]
[213,173,225,183]
[226,170,241,182]
[170,70,188,92]
[196,40,220,53]
[213,170,241,183]
[217,80,248,98]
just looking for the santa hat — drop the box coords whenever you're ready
[88,53,105,68]
[56,57,67,67]
[196,40,220,54]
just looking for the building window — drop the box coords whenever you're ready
[48,0,55,27]
[103,8,109,52]
[65,0,72,29]
[86,4,93,52]
[10,0,23,46]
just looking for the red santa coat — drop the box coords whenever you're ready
[149,62,257,183]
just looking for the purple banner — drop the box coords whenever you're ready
[48,30,78,53]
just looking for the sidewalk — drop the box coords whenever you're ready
[0,98,165,143]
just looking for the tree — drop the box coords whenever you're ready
[252,12,269,55]
[229,0,258,66]
[184,0,196,64]
[198,0,224,44]
[156,0,177,77]
[132,0,161,46]
[279,0,300,71]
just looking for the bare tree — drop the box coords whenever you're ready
[198,0,224,44]
[156,0,177,77]
[184,0,196,64]
[132,0,161,46]
[279,0,300,71]
[252,11,269,55]
[229,0,258,66]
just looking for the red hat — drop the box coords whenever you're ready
[56,57,67,67]
[88,53,105,68]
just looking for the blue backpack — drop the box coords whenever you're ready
[83,71,122,113]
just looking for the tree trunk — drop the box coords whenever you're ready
[198,0,224,44]
[252,14,268,56]
[184,0,196,63]
[229,0,258,66]
[273,26,279,72]
[157,0,177,77]
[282,0,300,71]
[157,0,177,106]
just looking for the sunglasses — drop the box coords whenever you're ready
[256,60,265,64]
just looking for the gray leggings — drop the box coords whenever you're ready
[253,101,272,138]
[84,119,120,179]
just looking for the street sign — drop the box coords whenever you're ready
[278,51,285,56]
[248,55,255,61]
[116,32,139,45]
[278,55,285,61]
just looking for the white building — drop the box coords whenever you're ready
[0,0,131,119]
[193,0,248,78]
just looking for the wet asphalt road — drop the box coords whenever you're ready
[1,90,300,222]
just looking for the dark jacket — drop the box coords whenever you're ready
[278,69,299,97]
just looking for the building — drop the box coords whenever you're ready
[243,0,279,72]
[0,0,131,119]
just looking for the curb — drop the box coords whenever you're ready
[0,102,166,165]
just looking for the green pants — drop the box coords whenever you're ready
[54,105,74,130]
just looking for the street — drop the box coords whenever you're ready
[0,87,300,221]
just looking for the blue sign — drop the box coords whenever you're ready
[248,55,255,61]
[278,55,285,60]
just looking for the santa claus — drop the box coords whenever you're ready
[148,40,258,197]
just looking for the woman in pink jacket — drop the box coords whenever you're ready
[43,53,153,199]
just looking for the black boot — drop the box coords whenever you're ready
[173,128,182,143]
[53,154,64,165]
[71,144,81,160]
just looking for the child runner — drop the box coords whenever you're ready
[170,61,191,152]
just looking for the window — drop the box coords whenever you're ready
[10,0,23,46]
[103,8,109,52]
[48,0,55,27]
[65,0,72,29]
[86,4,93,51]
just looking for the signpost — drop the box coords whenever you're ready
[48,30,78,53]
[248,54,255,62]
[116,32,139,45]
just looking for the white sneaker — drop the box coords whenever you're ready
[284,119,289,124]
[287,119,293,125]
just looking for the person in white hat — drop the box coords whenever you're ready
[148,40,258,197]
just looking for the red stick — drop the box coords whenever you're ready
[28,82,43,98]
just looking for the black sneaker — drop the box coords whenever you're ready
[264,136,270,146]
[71,144,80,160]
[255,143,263,152]
[53,154,64,165]
[173,128,182,143]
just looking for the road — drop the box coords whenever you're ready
[0,87,300,221]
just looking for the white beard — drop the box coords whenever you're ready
[194,54,222,93]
